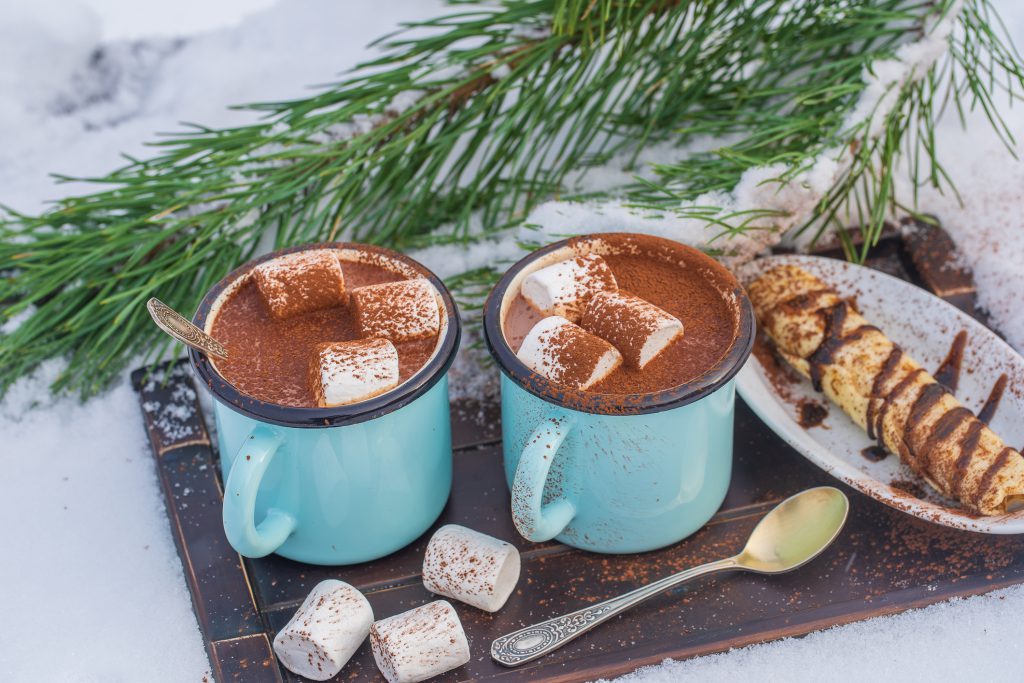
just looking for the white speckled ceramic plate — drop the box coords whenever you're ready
[736,255,1024,533]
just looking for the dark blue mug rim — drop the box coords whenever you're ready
[482,233,756,416]
[190,242,461,428]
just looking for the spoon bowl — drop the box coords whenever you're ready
[735,486,849,574]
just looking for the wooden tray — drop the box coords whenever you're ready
[133,223,1024,682]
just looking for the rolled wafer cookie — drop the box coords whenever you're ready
[422,524,521,612]
[747,264,1024,515]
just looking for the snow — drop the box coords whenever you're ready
[604,586,1024,683]
[2,0,1024,681]
[0,361,212,681]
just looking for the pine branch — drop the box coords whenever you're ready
[1,0,1021,398]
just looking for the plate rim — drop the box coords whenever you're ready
[735,254,1024,534]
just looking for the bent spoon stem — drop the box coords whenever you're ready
[491,556,738,667]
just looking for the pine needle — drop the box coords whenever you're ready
[1,0,1021,397]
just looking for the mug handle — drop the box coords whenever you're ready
[222,426,297,558]
[511,414,577,542]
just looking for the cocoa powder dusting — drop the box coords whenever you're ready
[504,241,739,395]
[211,256,438,407]
[797,401,829,428]
[541,322,620,389]
[752,330,829,428]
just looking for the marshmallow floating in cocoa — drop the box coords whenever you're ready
[516,315,622,390]
[580,290,684,369]
[273,579,374,681]
[422,524,521,613]
[520,253,617,321]
[253,249,347,319]
[370,600,470,683]
[309,338,399,407]
[352,279,441,342]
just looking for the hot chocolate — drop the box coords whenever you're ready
[208,246,444,408]
[502,235,742,395]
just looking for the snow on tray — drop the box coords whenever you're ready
[139,362,201,443]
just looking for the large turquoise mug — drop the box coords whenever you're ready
[190,243,461,565]
[483,233,755,553]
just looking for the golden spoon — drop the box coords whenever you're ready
[146,297,228,360]
[491,486,849,667]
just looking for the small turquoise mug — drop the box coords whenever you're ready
[190,243,460,566]
[483,234,755,554]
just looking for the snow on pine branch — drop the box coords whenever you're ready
[505,0,967,266]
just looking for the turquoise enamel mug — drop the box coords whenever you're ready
[190,243,460,566]
[483,234,755,554]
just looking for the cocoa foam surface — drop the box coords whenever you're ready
[209,252,439,408]
[503,237,740,396]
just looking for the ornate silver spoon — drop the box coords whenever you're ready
[491,486,849,667]
[146,297,228,359]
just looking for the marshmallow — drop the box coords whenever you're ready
[520,253,617,321]
[253,249,346,319]
[370,600,470,683]
[273,580,374,681]
[580,291,684,369]
[516,315,622,390]
[309,338,400,407]
[352,279,441,342]
[422,524,521,613]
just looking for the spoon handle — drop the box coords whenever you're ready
[146,297,229,360]
[491,556,737,667]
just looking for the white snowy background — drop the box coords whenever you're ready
[1,0,1023,681]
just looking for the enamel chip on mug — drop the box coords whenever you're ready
[520,253,618,321]
[370,600,470,683]
[273,580,374,681]
[580,291,684,369]
[253,249,347,319]
[309,338,400,407]
[516,315,622,390]
[422,524,521,613]
[352,279,441,342]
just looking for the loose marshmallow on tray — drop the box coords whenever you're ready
[309,338,400,407]
[422,524,521,613]
[581,290,684,369]
[516,315,622,390]
[273,580,374,681]
[370,600,470,683]
[352,279,441,342]
[520,253,617,321]
[253,249,347,319]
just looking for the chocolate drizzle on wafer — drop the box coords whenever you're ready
[951,420,986,499]
[975,447,1016,509]
[934,330,968,392]
[806,301,879,392]
[860,445,889,462]
[869,368,926,445]
[903,382,951,473]
[866,347,903,441]
[754,268,1023,514]
[978,373,1009,425]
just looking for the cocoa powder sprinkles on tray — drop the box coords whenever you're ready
[503,235,742,396]
[209,251,440,408]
